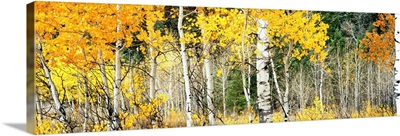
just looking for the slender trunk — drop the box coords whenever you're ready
[35,32,69,130]
[368,62,372,104]
[81,49,90,133]
[204,52,215,125]
[313,64,318,96]
[256,19,272,123]
[112,4,122,130]
[168,67,174,110]
[222,55,230,118]
[283,42,293,122]
[271,58,287,118]
[337,49,344,113]
[69,94,74,112]
[240,9,252,123]
[247,45,252,110]
[98,50,112,131]
[83,77,89,132]
[299,63,304,110]
[378,66,382,105]
[354,52,359,112]
[120,90,126,111]
[394,13,400,116]
[35,86,42,121]
[201,62,207,116]
[345,51,350,113]
[96,93,102,124]
[178,6,193,127]
[78,80,81,110]
[270,59,283,107]
[319,64,324,112]
[222,66,227,118]
[200,21,216,125]
[150,47,156,99]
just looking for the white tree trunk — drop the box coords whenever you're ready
[82,78,89,132]
[120,91,126,111]
[222,64,228,118]
[112,4,122,130]
[247,45,252,112]
[222,71,226,118]
[394,13,400,116]
[270,59,283,107]
[299,63,304,110]
[35,86,42,121]
[378,66,382,105]
[178,6,193,127]
[80,49,90,132]
[345,47,350,112]
[354,52,360,112]
[283,43,293,122]
[168,67,174,110]
[204,52,215,125]
[337,49,344,113]
[150,47,156,99]
[35,32,68,126]
[318,64,324,112]
[367,62,372,104]
[240,9,252,123]
[98,50,113,131]
[256,19,272,123]
[271,58,288,118]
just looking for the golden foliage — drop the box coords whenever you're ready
[35,117,63,134]
[357,13,395,70]
[351,101,395,118]
[295,97,337,121]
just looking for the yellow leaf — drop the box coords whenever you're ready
[216,69,222,77]
[151,51,157,58]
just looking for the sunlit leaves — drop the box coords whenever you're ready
[251,10,330,64]
[216,69,223,77]
[34,2,388,133]
[357,13,395,70]
[294,97,336,121]
[35,119,63,134]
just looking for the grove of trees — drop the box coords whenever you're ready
[33,2,399,134]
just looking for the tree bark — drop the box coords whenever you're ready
[318,64,324,111]
[299,63,304,110]
[394,13,400,116]
[270,59,283,109]
[337,49,344,114]
[354,50,360,112]
[271,58,289,119]
[283,42,293,122]
[35,86,42,121]
[247,45,252,114]
[112,4,122,130]
[178,6,193,127]
[222,66,227,118]
[98,50,113,131]
[240,9,252,123]
[204,51,215,125]
[149,47,156,99]
[367,61,372,104]
[35,32,68,126]
[344,47,350,113]
[222,54,230,118]
[256,19,272,123]
[82,49,90,132]
[168,67,174,110]
[378,66,382,106]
